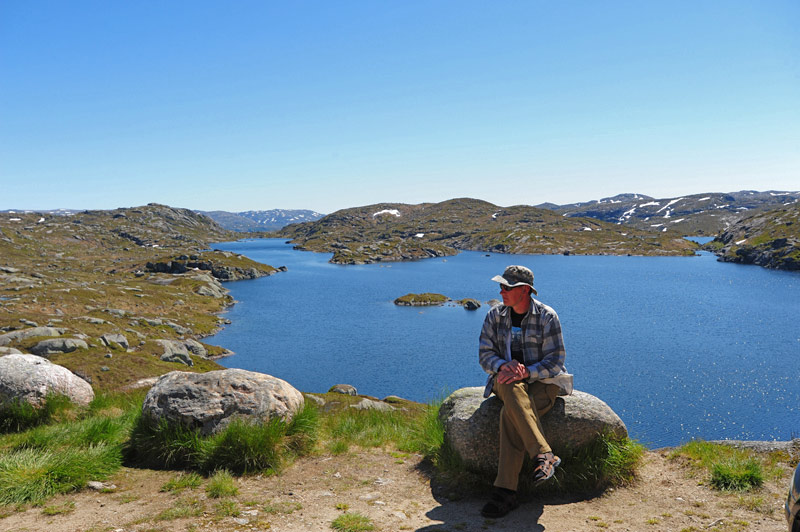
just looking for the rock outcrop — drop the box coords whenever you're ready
[328,384,358,395]
[0,326,64,346]
[349,398,396,412]
[145,251,278,281]
[100,333,129,350]
[30,338,88,356]
[155,339,194,366]
[394,293,448,306]
[141,369,304,435]
[710,203,800,271]
[0,354,95,407]
[459,298,481,310]
[439,387,627,474]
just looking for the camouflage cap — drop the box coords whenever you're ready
[491,265,538,295]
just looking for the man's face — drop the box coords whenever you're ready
[500,284,529,307]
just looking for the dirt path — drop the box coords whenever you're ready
[1,448,791,532]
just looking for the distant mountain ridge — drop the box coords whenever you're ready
[197,209,325,232]
[277,198,697,264]
[539,190,800,235]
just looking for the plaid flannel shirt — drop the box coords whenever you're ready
[479,298,573,398]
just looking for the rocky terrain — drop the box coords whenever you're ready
[706,202,800,270]
[277,198,698,264]
[198,209,325,232]
[0,203,281,389]
[542,190,800,235]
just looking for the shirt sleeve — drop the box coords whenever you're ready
[526,309,566,381]
[478,308,506,375]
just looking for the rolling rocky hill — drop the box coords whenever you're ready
[277,198,698,264]
[0,203,279,388]
[197,209,325,232]
[542,190,800,235]
[706,202,800,270]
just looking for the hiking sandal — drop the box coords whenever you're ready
[533,452,561,484]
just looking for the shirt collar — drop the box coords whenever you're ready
[499,298,540,318]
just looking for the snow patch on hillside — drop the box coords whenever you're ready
[373,209,401,218]
[657,198,683,213]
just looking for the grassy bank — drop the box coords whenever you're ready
[0,389,657,509]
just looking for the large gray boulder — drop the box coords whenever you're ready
[141,369,304,436]
[439,387,627,474]
[30,338,88,356]
[0,354,94,407]
[0,326,64,346]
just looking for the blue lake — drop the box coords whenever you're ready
[207,239,800,448]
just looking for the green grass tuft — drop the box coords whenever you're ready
[206,469,238,498]
[710,458,763,491]
[670,440,766,492]
[331,511,375,531]
[123,413,205,470]
[124,402,319,474]
[0,444,120,504]
[160,472,202,494]
[0,395,75,434]
[323,401,441,456]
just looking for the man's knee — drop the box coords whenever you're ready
[494,381,532,408]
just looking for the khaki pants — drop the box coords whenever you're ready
[493,380,560,491]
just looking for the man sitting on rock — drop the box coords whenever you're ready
[478,265,573,518]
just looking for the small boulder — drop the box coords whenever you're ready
[141,369,304,435]
[329,384,357,395]
[460,298,481,310]
[100,333,129,350]
[350,398,395,412]
[30,338,88,356]
[0,347,23,355]
[382,395,408,404]
[304,394,326,407]
[165,321,192,335]
[155,339,193,366]
[0,354,94,407]
[439,387,627,475]
[183,339,208,358]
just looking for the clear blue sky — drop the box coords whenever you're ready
[1,1,798,213]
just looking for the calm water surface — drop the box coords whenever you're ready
[207,239,800,448]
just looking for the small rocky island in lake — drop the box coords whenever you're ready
[394,293,448,306]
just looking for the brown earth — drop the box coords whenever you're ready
[1,447,792,532]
